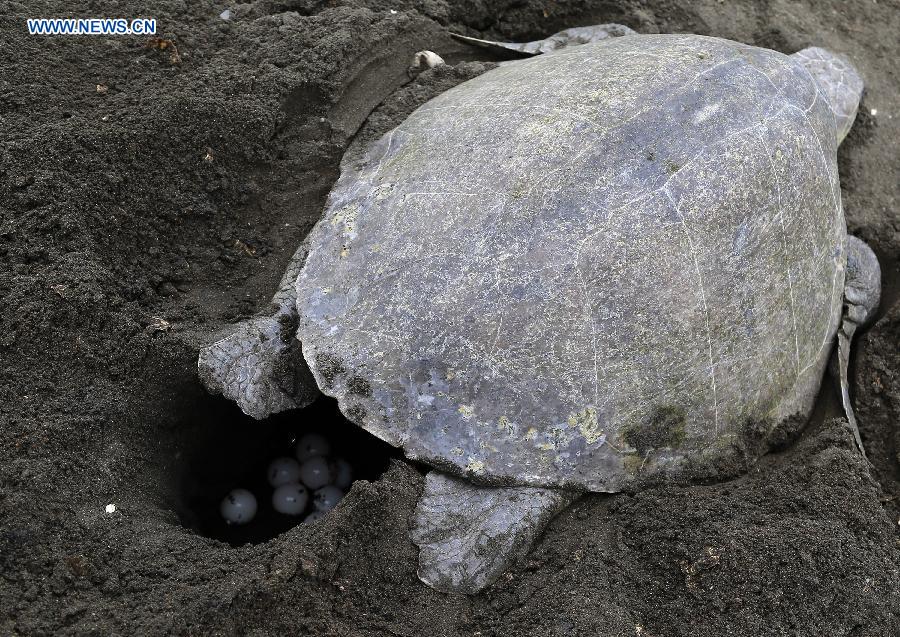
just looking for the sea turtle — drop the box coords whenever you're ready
[198,26,882,593]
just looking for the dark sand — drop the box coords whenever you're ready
[2,1,899,635]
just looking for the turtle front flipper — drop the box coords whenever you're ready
[410,472,579,594]
[197,243,318,419]
[835,236,881,454]
[791,47,864,145]
[450,24,636,57]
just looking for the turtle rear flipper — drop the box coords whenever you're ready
[411,472,578,594]
[198,243,318,419]
[198,315,317,419]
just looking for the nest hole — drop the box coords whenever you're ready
[175,395,398,545]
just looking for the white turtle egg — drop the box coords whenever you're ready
[220,488,257,525]
[304,510,326,523]
[267,456,301,487]
[299,455,334,489]
[313,485,345,512]
[272,483,309,516]
[295,433,331,461]
[332,457,353,490]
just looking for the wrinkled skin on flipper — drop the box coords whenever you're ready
[411,472,579,594]
[835,236,881,454]
[450,23,636,56]
[198,242,318,419]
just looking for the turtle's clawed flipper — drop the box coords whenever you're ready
[450,24,636,57]
[410,472,579,594]
[834,235,881,454]
[198,243,319,419]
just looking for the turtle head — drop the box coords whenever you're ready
[792,47,864,145]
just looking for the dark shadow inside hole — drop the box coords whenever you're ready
[175,395,400,546]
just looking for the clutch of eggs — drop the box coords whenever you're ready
[220,433,353,525]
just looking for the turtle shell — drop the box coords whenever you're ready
[296,34,846,491]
